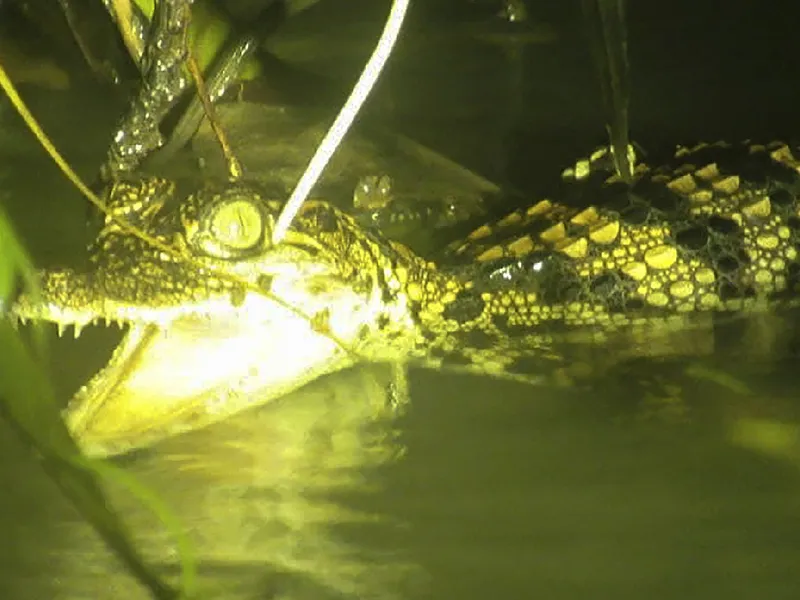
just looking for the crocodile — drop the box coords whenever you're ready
[10,139,800,456]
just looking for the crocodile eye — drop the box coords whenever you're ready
[194,197,268,258]
[210,199,263,250]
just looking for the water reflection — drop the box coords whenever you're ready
[4,354,800,599]
[391,366,800,600]
[2,365,418,600]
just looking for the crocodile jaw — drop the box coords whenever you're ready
[9,269,374,457]
[63,309,354,457]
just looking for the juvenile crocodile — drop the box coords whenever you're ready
[10,139,800,456]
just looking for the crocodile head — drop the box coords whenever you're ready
[10,176,395,457]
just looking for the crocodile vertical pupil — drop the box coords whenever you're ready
[207,199,264,255]
[212,200,262,247]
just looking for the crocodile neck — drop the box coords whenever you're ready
[324,228,566,381]
[382,253,574,381]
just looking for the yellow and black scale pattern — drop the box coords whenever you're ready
[73,139,800,382]
[359,140,800,378]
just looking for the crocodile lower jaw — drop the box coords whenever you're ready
[62,311,356,457]
[11,302,358,458]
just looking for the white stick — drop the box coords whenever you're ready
[271,0,411,244]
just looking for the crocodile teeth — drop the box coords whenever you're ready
[53,322,89,338]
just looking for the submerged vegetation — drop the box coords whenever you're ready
[0,220,195,598]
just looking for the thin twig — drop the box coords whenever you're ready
[186,51,243,181]
[57,0,115,80]
[0,60,355,357]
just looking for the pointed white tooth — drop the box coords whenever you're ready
[57,323,66,337]
[74,323,85,339]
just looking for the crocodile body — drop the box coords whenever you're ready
[244,139,800,380]
[11,140,800,455]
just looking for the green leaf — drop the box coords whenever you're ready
[0,322,188,599]
[0,207,18,303]
[0,205,47,353]
[0,210,195,599]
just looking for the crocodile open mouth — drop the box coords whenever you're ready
[3,177,393,457]
[9,275,362,458]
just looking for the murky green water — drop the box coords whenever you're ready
[2,1,800,599]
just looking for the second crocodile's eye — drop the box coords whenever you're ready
[353,174,393,210]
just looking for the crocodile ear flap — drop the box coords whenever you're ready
[262,212,277,250]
